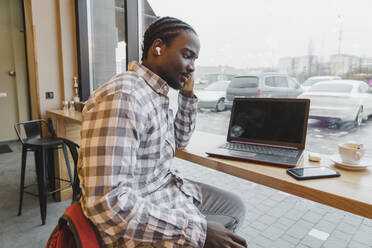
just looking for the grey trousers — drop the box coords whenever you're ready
[193,181,246,232]
[136,182,246,247]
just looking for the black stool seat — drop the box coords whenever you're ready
[24,137,65,147]
[14,119,74,225]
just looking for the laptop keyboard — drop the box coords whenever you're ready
[220,142,299,158]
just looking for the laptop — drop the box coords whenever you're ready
[206,98,310,168]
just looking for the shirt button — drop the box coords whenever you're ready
[165,99,169,104]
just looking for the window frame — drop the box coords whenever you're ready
[75,0,140,101]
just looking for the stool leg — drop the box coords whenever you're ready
[62,144,73,185]
[46,149,56,200]
[35,148,47,225]
[18,146,27,216]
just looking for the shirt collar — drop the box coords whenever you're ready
[128,61,169,95]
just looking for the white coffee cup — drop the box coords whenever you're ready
[338,142,365,165]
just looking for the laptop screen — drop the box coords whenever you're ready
[227,98,310,149]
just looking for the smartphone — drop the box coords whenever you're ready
[287,167,340,180]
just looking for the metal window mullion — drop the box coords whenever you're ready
[125,0,140,64]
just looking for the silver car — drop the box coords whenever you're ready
[225,73,304,108]
[196,80,231,112]
[298,80,372,126]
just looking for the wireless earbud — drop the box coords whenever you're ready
[156,47,161,55]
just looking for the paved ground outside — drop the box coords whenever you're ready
[174,157,372,248]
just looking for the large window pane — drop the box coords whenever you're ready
[146,0,372,158]
[87,0,126,90]
[139,0,158,60]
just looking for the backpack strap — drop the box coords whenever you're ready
[62,202,103,248]
[45,217,77,248]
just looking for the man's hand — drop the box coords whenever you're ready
[181,74,194,98]
[204,221,247,248]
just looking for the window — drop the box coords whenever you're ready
[288,78,299,89]
[86,0,127,90]
[310,83,353,93]
[230,77,259,88]
[143,0,372,157]
[359,83,369,93]
[139,0,158,60]
[264,76,275,87]
[76,0,139,100]
[303,79,321,87]
[276,76,288,87]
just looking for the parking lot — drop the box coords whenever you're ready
[195,109,372,159]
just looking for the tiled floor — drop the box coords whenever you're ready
[0,142,371,247]
[173,159,372,248]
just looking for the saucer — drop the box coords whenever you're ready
[330,154,372,170]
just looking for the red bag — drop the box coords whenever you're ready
[45,202,102,248]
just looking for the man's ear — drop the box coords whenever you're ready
[151,39,164,57]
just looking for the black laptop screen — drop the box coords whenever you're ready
[228,99,309,148]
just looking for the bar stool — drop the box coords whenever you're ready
[14,119,73,225]
[61,138,81,203]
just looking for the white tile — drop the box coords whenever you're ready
[308,228,330,241]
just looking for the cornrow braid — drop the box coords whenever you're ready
[141,16,197,61]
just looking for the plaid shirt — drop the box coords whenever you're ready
[78,62,207,247]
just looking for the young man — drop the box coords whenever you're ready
[78,17,247,247]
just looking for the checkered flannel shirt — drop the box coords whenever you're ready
[78,61,207,247]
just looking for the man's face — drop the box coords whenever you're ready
[157,30,200,90]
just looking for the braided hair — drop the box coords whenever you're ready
[141,16,197,61]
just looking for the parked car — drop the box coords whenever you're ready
[196,80,231,111]
[302,76,341,91]
[225,73,303,108]
[195,79,209,85]
[297,80,372,126]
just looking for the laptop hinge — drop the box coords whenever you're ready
[230,140,298,150]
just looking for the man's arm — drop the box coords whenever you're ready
[79,91,206,247]
[204,222,247,248]
[174,75,198,149]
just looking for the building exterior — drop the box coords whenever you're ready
[330,54,360,75]
[361,57,372,74]
[278,55,319,76]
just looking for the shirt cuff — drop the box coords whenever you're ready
[178,93,198,113]
[183,214,207,247]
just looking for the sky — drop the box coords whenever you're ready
[147,0,372,68]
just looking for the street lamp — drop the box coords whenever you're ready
[337,15,343,55]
